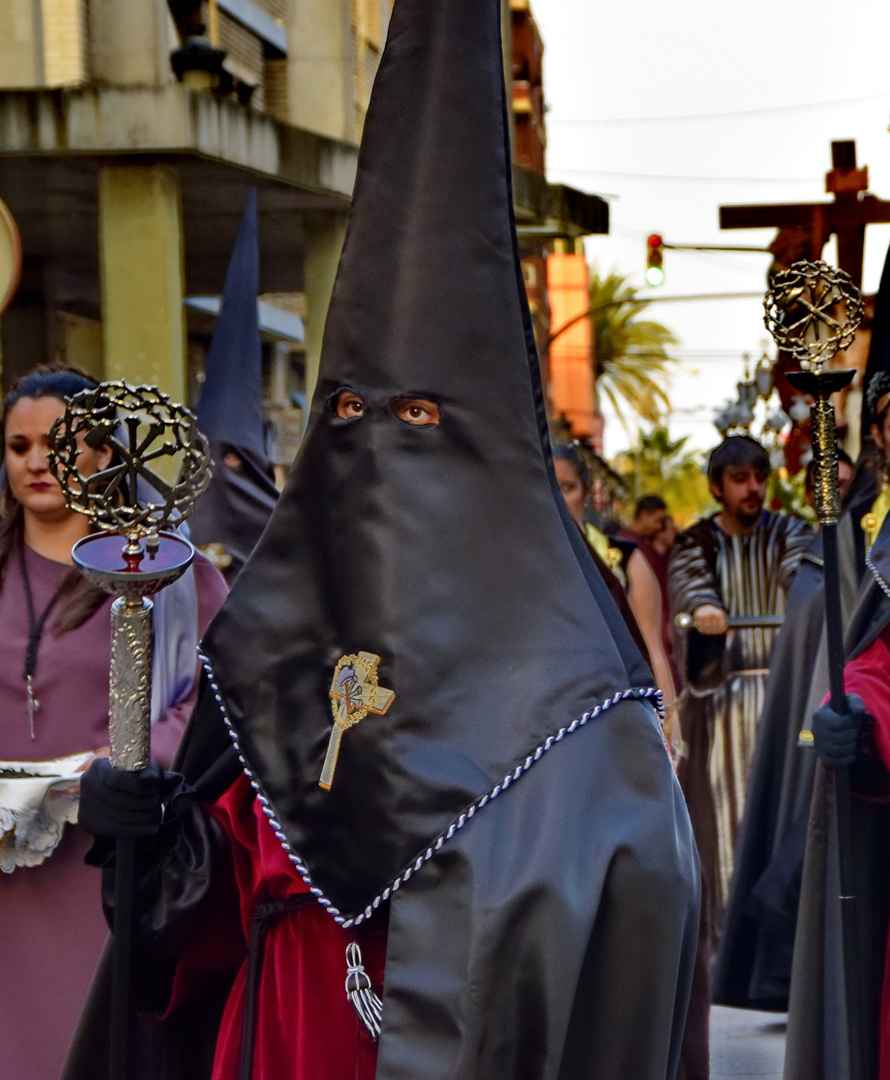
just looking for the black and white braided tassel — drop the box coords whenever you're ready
[345,942,382,1040]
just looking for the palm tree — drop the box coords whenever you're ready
[614,426,712,526]
[590,269,677,431]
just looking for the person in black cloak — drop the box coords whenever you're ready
[714,375,887,1012]
[188,187,279,585]
[65,2,699,1078]
[782,507,890,1080]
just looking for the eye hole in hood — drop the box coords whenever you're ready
[390,397,440,426]
[332,389,366,421]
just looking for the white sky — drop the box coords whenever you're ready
[534,0,890,458]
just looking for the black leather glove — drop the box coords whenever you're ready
[811,693,868,767]
[78,758,165,838]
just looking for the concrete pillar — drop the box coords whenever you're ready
[98,164,186,400]
[0,0,43,87]
[62,315,103,379]
[285,0,353,141]
[88,0,172,86]
[302,216,347,408]
[0,305,51,392]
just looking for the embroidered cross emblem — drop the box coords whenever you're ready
[319,652,395,791]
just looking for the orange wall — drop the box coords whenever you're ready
[547,251,597,439]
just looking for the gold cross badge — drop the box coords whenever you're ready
[319,652,395,791]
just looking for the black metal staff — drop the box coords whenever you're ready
[674,613,785,631]
[49,383,210,1080]
[765,261,867,1080]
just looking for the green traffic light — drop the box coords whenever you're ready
[646,266,665,286]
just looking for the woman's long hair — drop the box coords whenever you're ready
[1,362,109,632]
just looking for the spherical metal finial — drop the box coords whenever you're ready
[764,260,864,370]
[47,381,211,548]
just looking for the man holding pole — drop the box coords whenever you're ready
[668,435,811,937]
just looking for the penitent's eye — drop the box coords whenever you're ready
[391,397,441,426]
[334,391,366,420]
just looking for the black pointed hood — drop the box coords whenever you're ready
[195,188,266,459]
[201,0,655,925]
[191,189,278,580]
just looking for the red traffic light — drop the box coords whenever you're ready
[646,234,664,285]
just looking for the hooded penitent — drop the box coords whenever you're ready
[60,3,698,1077]
[199,0,663,924]
[189,188,278,584]
[783,511,890,1080]
[713,481,873,1012]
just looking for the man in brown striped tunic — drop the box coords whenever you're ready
[669,436,812,942]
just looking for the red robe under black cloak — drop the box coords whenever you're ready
[164,771,385,1080]
[826,628,890,1080]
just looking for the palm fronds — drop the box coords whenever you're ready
[590,269,678,431]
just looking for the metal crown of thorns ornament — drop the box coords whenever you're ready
[48,381,211,770]
[764,260,863,526]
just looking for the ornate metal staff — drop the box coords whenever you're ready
[764,260,866,1080]
[48,382,210,1080]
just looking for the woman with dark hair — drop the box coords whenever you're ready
[552,443,678,721]
[0,362,228,1080]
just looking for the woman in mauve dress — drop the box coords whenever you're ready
[0,363,228,1080]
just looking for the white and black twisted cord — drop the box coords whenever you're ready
[200,650,661,929]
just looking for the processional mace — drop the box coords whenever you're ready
[764,260,866,1080]
[48,383,210,1080]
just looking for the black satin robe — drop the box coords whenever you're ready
[63,684,698,1080]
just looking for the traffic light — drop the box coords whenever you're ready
[646,234,664,286]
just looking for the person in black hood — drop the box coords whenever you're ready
[66,2,698,1078]
[714,379,886,1014]
[189,188,279,585]
[781,506,890,1080]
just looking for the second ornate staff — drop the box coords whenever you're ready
[764,260,866,1080]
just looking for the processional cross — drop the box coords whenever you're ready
[721,140,890,287]
[320,652,395,790]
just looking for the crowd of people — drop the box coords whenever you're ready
[4,1,890,1079]
[551,384,890,1080]
[10,362,868,1080]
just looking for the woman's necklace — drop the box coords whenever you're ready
[17,541,65,739]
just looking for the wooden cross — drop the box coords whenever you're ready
[319,652,395,791]
[720,141,890,288]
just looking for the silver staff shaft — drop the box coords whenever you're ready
[108,596,153,771]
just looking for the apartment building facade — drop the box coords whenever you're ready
[0,0,605,449]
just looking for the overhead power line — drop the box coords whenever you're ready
[546,293,764,353]
[550,167,818,185]
[550,92,888,126]
[621,351,766,363]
